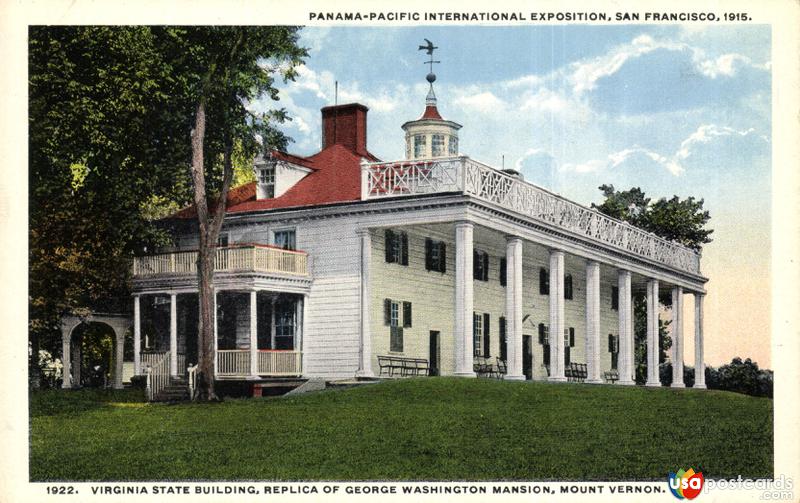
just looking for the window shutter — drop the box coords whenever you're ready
[425,238,433,271]
[384,298,392,326]
[538,323,546,345]
[540,268,549,295]
[543,344,550,367]
[608,333,614,353]
[400,232,409,265]
[569,327,575,347]
[499,317,507,360]
[612,286,619,310]
[614,335,619,353]
[385,229,394,263]
[483,313,491,357]
[500,258,507,286]
[473,250,479,279]
[403,302,412,328]
[482,253,489,281]
[564,345,571,367]
[439,242,447,273]
[564,275,573,300]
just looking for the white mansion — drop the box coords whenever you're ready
[61,78,708,395]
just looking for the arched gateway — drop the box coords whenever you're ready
[60,313,131,389]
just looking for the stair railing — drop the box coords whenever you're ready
[187,363,198,399]
[144,351,170,401]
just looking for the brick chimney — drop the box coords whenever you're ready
[321,103,369,156]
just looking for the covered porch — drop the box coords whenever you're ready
[130,245,310,381]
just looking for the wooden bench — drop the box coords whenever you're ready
[377,355,430,377]
[566,362,588,382]
[603,370,619,384]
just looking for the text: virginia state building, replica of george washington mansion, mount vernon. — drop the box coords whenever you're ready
[61,66,709,397]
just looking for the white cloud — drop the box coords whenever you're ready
[454,91,505,113]
[562,124,760,177]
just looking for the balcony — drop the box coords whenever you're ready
[361,156,701,275]
[133,244,309,278]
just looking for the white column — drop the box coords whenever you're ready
[270,297,277,349]
[61,326,71,389]
[169,293,178,376]
[671,286,685,388]
[300,293,309,374]
[694,293,706,389]
[454,221,475,377]
[133,295,141,375]
[113,327,125,389]
[617,270,635,385]
[357,229,374,377]
[249,290,258,378]
[505,237,525,380]
[548,250,566,382]
[645,279,661,386]
[585,261,602,383]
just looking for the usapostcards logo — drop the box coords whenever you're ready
[668,468,705,500]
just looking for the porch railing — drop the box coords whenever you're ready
[133,245,308,278]
[361,156,701,275]
[216,349,302,377]
[258,350,302,376]
[144,351,170,401]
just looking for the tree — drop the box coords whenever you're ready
[171,27,306,400]
[29,27,194,375]
[592,184,713,251]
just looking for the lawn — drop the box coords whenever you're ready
[30,378,772,481]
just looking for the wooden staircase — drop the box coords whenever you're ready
[152,375,191,402]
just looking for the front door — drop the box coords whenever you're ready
[523,335,533,380]
[429,331,440,376]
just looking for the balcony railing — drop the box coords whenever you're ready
[361,156,701,275]
[133,245,308,278]
[217,350,302,377]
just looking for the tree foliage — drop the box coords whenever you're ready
[592,184,713,251]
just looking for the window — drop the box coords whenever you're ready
[273,229,296,250]
[499,317,507,360]
[608,334,620,370]
[384,298,411,352]
[473,250,489,281]
[275,301,296,350]
[258,165,276,198]
[499,258,507,286]
[217,233,229,247]
[385,229,408,265]
[473,312,490,357]
[564,327,575,366]
[414,135,426,158]
[564,274,573,300]
[448,136,458,155]
[431,134,445,156]
[611,286,619,311]
[539,268,549,295]
[425,238,447,273]
[539,323,550,370]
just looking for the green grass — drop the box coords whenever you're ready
[30,378,772,481]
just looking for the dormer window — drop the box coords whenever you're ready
[432,134,445,156]
[258,165,276,198]
[414,135,426,158]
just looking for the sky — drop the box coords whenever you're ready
[259,25,772,368]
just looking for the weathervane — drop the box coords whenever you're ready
[418,38,440,84]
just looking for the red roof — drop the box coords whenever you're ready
[172,143,379,218]
[420,105,443,120]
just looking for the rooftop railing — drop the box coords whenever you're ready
[361,156,701,275]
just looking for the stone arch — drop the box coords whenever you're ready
[61,313,132,389]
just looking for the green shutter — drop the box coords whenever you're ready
[608,333,614,353]
[384,299,392,326]
[483,253,489,281]
[403,302,412,328]
[439,242,447,273]
[425,238,433,270]
[569,327,575,347]
[400,232,409,265]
